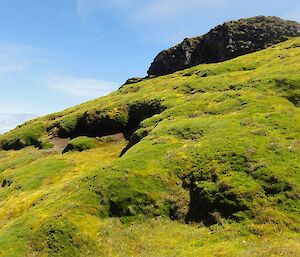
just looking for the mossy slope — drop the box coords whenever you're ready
[0,38,300,256]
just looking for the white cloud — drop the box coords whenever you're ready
[74,0,300,46]
[0,113,37,134]
[0,42,47,74]
[47,74,118,98]
[74,0,229,44]
[76,0,101,17]
[75,0,226,20]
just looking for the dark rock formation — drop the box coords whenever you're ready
[148,16,300,76]
[119,75,156,88]
[124,77,144,85]
[147,37,202,76]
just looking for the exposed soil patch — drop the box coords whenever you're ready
[49,137,70,151]
[100,132,125,142]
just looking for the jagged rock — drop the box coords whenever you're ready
[120,75,157,89]
[148,37,202,76]
[190,16,300,66]
[148,16,300,76]
[124,77,144,85]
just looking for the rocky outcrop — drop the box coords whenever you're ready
[148,16,300,76]
[123,77,144,85]
[147,37,202,76]
[120,75,156,88]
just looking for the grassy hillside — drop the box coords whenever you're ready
[0,37,299,256]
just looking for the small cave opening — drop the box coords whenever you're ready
[184,182,250,226]
[52,100,166,154]
[119,100,166,156]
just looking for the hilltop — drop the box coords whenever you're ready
[148,16,300,76]
[0,21,300,256]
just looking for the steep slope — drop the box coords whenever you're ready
[0,37,300,256]
[148,16,300,76]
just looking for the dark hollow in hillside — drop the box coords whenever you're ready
[182,152,255,225]
[119,101,165,155]
[0,101,165,152]
[2,137,42,151]
[274,78,300,107]
[185,183,250,225]
[73,100,164,138]
[148,16,300,76]
[53,100,166,154]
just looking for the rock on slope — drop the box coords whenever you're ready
[148,16,300,76]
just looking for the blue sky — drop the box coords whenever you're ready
[0,0,299,133]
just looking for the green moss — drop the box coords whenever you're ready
[6,157,69,191]
[29,216,98,257]
[48,114,79,137]
[0,150,41,173]
[0,123,45,150]
[63,136,97,153]
[0,38,300,256]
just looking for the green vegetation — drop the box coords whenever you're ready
[0,122,44,150]
[0,38,300,256]
[63,136,97,153]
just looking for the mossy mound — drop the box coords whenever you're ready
[63,136,98,153]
